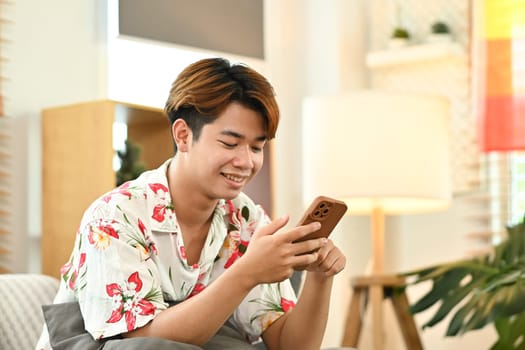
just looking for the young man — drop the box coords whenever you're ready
[37,58,346,350]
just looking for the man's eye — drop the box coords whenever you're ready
[220,141,236,148]
[251,146,263,153]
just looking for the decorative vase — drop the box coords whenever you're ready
[426,33,452,44]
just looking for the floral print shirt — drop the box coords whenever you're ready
[36,159,296,349]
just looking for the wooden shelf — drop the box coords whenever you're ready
[366,42,466,68]
[42,100,173,278]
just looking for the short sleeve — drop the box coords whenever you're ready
[232,280,297,343]
[63,212,167,340]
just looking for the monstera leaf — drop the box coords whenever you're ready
[401,216,525,349]
[491,315,525,350]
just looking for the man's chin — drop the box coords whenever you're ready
[213,188,243,201]
[222,191,242,200]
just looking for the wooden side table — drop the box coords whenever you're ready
[341,275,423,350]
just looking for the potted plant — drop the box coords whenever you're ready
[401,215,525,349]
[428,21,452,43]
[389,26,410,49]
[116,139,146,186]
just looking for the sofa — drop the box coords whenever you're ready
[0,273,59,350]
[0,273,353,350]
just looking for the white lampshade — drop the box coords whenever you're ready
[302,90,451,215]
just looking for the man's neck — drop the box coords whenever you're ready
[166,158,218,230]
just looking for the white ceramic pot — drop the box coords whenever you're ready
[427,33,452,44]
[388,38,409,49]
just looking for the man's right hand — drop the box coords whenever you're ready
[239,215,328,285]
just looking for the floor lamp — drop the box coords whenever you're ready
[302,90,451,350]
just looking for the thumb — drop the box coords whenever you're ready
[252,215,289,239]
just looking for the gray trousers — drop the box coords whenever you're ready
[43,302,356,350]
[102,324,256,350]
[42,302,256,350]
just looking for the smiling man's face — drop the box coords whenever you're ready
[184,102,267,201]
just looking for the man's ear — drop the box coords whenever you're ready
[172,119,192,152]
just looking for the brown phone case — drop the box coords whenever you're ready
[294,196,348,242]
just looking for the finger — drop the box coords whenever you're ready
[253,215,289,239]
[290,251,319,268]
[314,242,344,270]
[315,240,336,265]
[293,240,332,271]
[282,221,321,243]
[290,237,327,256]
[319,250,338,271]
[293,264,308,271]
[328,256,346,275]
[320,253,346,276]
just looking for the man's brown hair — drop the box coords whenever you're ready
[165,58,280,153]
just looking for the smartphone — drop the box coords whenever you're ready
[294,196,348,242]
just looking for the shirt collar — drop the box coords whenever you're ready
[144,159,229,232]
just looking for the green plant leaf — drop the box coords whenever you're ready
[431,21,450,34]
[491,314,525,349]
[391,27,410,39]
[446,296,478,335]
[410,268,468,314]
[422,277,481,329]
[401,215,525,348]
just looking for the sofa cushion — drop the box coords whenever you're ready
[0,274,59,350]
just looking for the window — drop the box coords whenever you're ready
[479,0,525,242]
[510,152,525,224]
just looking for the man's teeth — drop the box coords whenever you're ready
[224,174,243,182]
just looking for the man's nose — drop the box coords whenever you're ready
[233,146,254,168]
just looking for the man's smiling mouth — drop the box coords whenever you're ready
[222,173,246,183]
